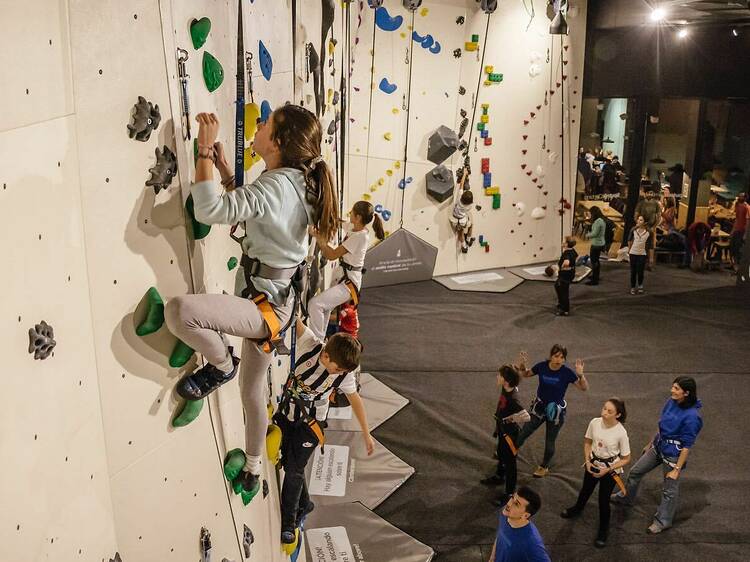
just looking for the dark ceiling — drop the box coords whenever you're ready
[588,0,750,29]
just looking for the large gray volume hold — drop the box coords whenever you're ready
[425,164,455,203]
[427,125,459,164]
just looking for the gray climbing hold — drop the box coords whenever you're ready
[243,525,254,558]
[403,0,423,10]
[479,0,499,14]
[262,479,269,498]
[458,86,466,95]
[109,554,122,562]
[458,117,469,138]
[458,139,468,152]
[327,119,337,135]
[200,527,211,562]
[427,125,459,165]
[28,320,56,360]
[426,165,455,203]
[127,96,160,142]
[146,146,177,194]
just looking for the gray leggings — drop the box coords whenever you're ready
[165,293,293,458]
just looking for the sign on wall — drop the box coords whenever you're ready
[363,228,437,288]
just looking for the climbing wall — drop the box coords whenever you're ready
[345,0,587,276]
[0,3,119,560]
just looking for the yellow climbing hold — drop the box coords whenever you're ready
[394,161,401,169]
[363,193,372,201]
[370,186,377,192]
[244,102,260,141]
[244,147,262,170]
[420,7,429,17]
[485,186,500,195]
[384,231,390,237]
[392,108,400,114]
[384,132,392,141]
[386,169,393,176]
[408,25,413,31]
[400,32,406,39]
[378,178,385,186]
[480,114,489,124]
[485,65,494,74]
[327,88,334,104]
[329,39,336,54]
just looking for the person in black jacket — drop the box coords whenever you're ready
[481,365,530,506]
[555,237,578,316]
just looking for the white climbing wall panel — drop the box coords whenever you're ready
[0,1,118,560]
[345,0,586,275]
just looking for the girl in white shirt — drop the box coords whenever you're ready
[560,398,631,548]
[307,201,385,340]
[628,215,651,294]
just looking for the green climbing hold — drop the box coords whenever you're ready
[169,340,194,368]
[193,138,198,165]
[186,194,211,240]
[172,398,204,427]
[492,193,501,209]
[227,257,238,271]
[136,287,164,336]
[224,448,246,481]
[190,17,211,50]
[240,480,260,506]
[202,52,224,93]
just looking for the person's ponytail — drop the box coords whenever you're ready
[308,160,338,241]
[352,200,385,240]
[371,214,385,240]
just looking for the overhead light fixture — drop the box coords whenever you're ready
[732,28,739,37]
[549,0,569,35]
[650,155,666,164]
[678,28,689,39]
[602,136,615,144]
[650,7,666,22]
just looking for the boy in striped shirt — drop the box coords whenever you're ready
[276,319,374,548]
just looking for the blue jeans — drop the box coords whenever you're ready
[516,414,564,468]
[617,446,680,528]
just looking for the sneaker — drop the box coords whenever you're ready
[647,521,667,534]
[176,351,240,400]
[630,288,637,295]
[585,280,599,286]
[560,507,582,519]
[610,492,629,506]
[532,466,549,478]
[480,474,505,486]
[554,310,569,317]
[637,287,644,294]
[594,533,608,548]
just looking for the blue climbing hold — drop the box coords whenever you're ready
[429,41,441,54]
[381,209,392,221]
[375,204,384,213]
[420,34,434,49]
[412,31,426,43]
[260,100,272,123]
[259,40,273,81]
[398,176,413,189]
[375,7,403,32]
[378,78,397,94]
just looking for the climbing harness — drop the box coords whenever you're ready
[590,452,627,495]
[339,260,364,306]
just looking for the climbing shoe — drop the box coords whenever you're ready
[176,349,239,400]
[296,500,315,527]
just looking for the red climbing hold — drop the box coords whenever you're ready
[523,120,529,125]
[530,112,535,118]
[526,170,532,176]
[521,164,527,169]
[536,105,541,110]
[522,149,527,155]
[522,135,528,140]
[532,178,538,183]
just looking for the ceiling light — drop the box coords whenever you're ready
[732,28,739,37]
[678,28,689,39]
[650,7,666,22]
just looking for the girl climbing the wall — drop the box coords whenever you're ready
[306,201,385,341]
[165,105,339,505]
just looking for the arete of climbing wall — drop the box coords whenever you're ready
[346,0,587,275]
[2,0,301,561]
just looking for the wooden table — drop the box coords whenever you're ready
[578,200,623,221]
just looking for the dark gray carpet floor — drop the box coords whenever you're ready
[358,262,749,562]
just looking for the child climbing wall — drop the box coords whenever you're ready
[345,0,587,278]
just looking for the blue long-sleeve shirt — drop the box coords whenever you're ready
[586,217,606,247]
[654,399,703,458]
[191,168,314,305]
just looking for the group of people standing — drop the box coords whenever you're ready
[484,345,703,560]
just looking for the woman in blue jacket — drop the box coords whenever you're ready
[612,376,703,534]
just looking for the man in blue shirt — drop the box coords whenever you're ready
[489,487,551,562]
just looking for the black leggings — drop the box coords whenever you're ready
[629,254,646,288]
[571,469,618,536]
[494,425,520,495]
[590,245,604,283]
